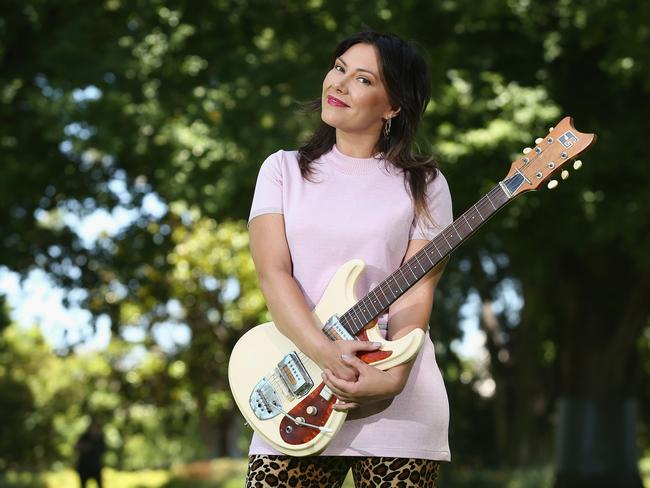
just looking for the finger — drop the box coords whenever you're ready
[322,369,354,393]
[333,400,359,411]
[350,340,382,352]
[322,371,356,398]
[331,364,358,382]
[341,353,372,371]
[326,381,354,402]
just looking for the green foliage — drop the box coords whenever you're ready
[0,324,208,470]
[0,327,58,469]
[1,0,649,473]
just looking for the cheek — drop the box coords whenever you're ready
[357,90,386,114]
[322,72,335,92]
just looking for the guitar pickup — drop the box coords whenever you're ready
[276,352,313,398]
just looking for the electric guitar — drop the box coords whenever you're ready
[228,116,597,456]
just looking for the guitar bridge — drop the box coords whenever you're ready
[249,352,314,421]
[250,378,282,420]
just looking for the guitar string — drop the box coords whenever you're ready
[343,184,507,332]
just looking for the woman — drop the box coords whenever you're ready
[245,30,453,487]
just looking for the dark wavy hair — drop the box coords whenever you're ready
[297,30,439,222]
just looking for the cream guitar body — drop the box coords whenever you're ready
[228,259,425,456]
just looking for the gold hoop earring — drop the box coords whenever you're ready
[383,118,392,138]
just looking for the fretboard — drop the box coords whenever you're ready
[339,183,510,336]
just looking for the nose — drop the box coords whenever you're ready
[333,80,347,93]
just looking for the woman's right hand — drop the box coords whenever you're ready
[314,340,382,382]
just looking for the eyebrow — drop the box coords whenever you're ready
[337,57,378,78]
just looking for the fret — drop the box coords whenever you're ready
[418,246,434,267]
[358,301,371,322]
[407,262,419,281]
[441,231,452,250]
[376,281,391,304]
[463,213,473,231]
[452,222,463,241]
[444,228,461,248]
[396,269,408,292]
[368,289,382,313]
[390,275,403,295]
[379,278,396,301]
[364,300,378,318]
[397,266,410,290]
[349,305,364,331]
[486,192,497,210]
[363,296,379,316]
[340,315,351,331]
[431,239,444,258]
[473,202,484,220]
[414,253,427,273]
[386,279,399,299]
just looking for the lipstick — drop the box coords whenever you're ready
[327,95,349,107]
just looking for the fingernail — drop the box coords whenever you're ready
[373,342,382,347]
[321,372,326,378]
[341,354,351,360]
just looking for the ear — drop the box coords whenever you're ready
[383,107,401,120]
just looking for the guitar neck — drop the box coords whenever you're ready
[339,183,511,336]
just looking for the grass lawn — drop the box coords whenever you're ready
[1,457,648,487]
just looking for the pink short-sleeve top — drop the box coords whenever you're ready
[246,145,453,460]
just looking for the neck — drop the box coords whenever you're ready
[335,129,381,158]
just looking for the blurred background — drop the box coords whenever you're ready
[1,1,649,487]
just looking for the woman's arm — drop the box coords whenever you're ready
[249,213,380,382]
[323,238,447,409]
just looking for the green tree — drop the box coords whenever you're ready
[1,2,648,484]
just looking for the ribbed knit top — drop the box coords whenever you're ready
[247,146,453,460]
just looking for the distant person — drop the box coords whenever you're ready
[75,416,106,488]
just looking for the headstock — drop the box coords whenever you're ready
[501,117,597,198]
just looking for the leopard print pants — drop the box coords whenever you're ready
[245,454,441,487]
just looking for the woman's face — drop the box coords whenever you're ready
[321,43,396,138]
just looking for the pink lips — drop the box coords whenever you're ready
[327,95,349,107]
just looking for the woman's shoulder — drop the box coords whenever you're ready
[259,149,301,173]
[262,148,300,164]
[431,168,450,191]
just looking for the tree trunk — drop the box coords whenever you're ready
[554,397,643,488]
[550,252,648,487]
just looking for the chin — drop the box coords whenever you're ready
[320,110,340,129]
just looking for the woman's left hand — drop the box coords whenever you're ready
[321,354,409,411]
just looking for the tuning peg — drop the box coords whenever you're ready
[561,170,569,180]
[523,147,532,154]
[547,179,559,189]
[535,138,543,144]
[573,160,583,170]
[549,126,555,132]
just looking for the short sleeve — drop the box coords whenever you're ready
[409,172,453,240]
[248,150,284,225]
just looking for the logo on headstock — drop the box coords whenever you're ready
[558,131,579,148]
